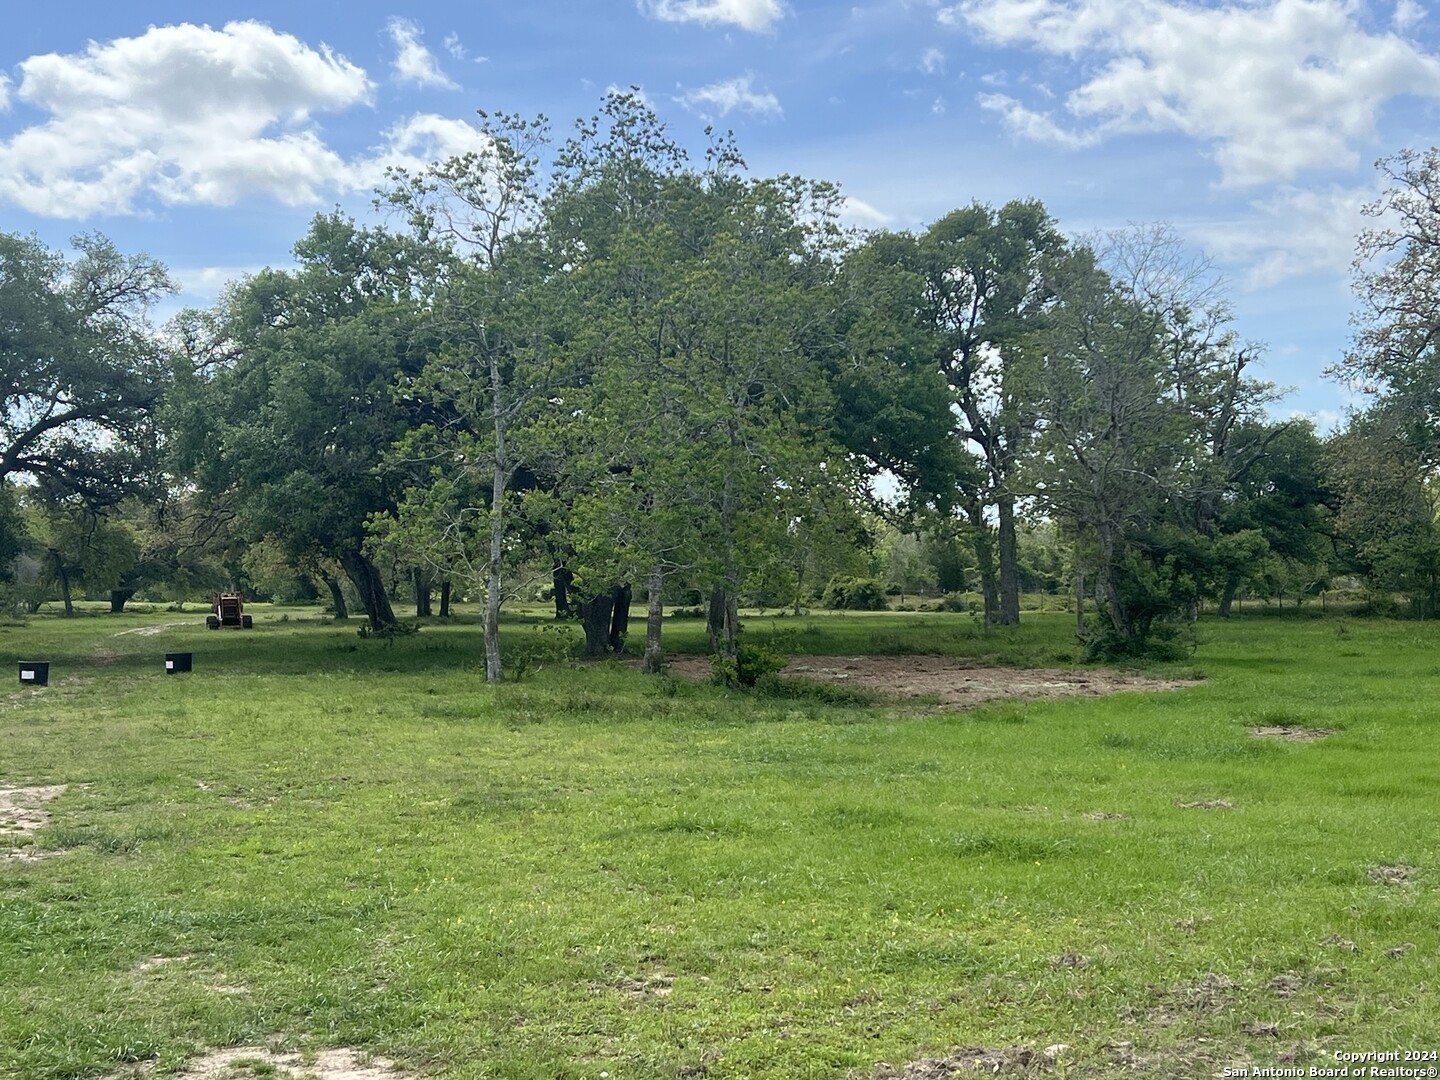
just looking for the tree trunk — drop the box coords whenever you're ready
[1075,564,1085,639]
[339,548,397,630]
[439,579,452,618]
[53,555,74,617]
[966,502,998,631]
[722,585,741,657]
[642,565,665,674]
[552,563,574,619]
[109,588,134,614]
[578,592,615,657]
[1092,527,1133,645]
[1218,576,1238,618]
[484,458,506,684]
[608,583,632,652]
[318,568,349,620]
[997,493,1021,626]
[413,568,432,617]
[706,584,725,654]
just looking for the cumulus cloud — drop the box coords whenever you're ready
[921,46,945,73]
[677,74,782,118]
[641,0,786,32]
[1394,0,1424,29]
[944,0,1440,186]
[388,17,458,89]
[0,22,489,219]
[0,76,9,111]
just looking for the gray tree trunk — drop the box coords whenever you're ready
[579,592,614,657]
[339,548,397,630]
[484,454,505,683]
[317,568,349,620]
[642,565,665,674]
[997,493,1021,625]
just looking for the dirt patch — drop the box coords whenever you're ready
[1084,811,1132,822]
[1321,934,1360,953]
[1368,864,1416,886]
[113,622,192,637]
[0,784,66,862]
[1250,726,1334,741]
[596,971,675,998]
[1176,799,1234,810]
[109,1047,409,1080]
[662,654,1197,708]
[875,1044,1070,1078]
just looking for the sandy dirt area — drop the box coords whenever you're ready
[663,654,1198,708]
[0,784,66,862]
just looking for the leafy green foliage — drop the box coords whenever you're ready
[821,576,889,611]
[710,641,788,687]
[0,232,174,506]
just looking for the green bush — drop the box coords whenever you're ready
[711,642,788,688]
[822,577,889,611]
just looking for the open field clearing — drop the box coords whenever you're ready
[2,607,1437,1079]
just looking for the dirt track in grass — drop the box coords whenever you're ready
[663,654,1199,707]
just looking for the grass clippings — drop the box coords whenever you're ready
[1368,864,1416,885]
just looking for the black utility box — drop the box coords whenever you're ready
[19,661,49,686]
[164,652,193,674]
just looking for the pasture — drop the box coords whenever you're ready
[1,607,1437,1079]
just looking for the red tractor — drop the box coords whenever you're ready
[206,592,253,630]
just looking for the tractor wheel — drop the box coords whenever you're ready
[241,615,253,629]
[206,615,220,629]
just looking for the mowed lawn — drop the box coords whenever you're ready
[1,607,1437,1079]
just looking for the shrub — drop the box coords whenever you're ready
[711,642,788,688]
[822,577,889,611]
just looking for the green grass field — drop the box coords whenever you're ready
[2,606,1437,1079]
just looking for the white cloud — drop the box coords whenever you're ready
[978,92,1099,149]
[1395,0,1424,30]
[172,264,270,298]
[841,194,894,228]
[0,76,9,111]
[946,0,1440,186]
[444,32,467,61]
[920,47,945,73]
[677,75,782,118]
[640,0,786,32]
[0,22,492,219]
[932,96,947,114]
[0,22,374,217]
[1194,183,1374,287]
[387,17,458,89]
[351,113,494,190]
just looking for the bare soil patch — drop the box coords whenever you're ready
[875,1044,1070,1078]
[112,621,192,637]
[0,784,66,862]
[1250,726,1334,741]
[1176,799,1234,811]
[109,1047,410,1080]
[663,654,1197,708]
[1368,864,1416,886]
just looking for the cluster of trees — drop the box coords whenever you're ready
[6,93,1440,672]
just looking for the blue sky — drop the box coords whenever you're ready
[5,0,1440,424]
